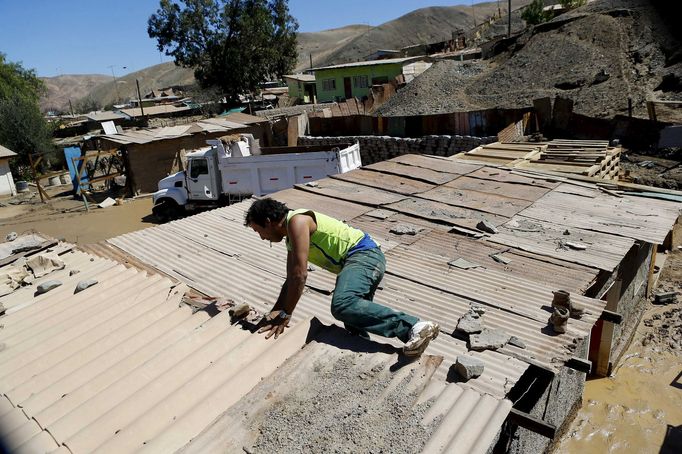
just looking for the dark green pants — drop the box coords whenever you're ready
[331,248,418,343]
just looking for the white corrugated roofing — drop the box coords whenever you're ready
[0,144,17,159]
[0,244,513,453]
[97,118,249,145]
[313,56,428,71]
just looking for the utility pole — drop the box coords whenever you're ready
[108,65,120,105]
[136,79,146,119]
[508,0,512,38]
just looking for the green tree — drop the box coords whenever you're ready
[0,53,54,179]
[521,0,549,25]
[148,0,299,102]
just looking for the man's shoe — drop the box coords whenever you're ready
[403,321,439,357]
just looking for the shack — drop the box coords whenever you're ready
[0,144,17,196]
[89,117,268,194]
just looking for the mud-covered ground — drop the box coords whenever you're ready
[554,240,682,453]
[620,151,682,190]
[0,185,157,244]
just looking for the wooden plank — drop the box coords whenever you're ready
[418,185,532,217]
[594,279,621,376]
[445,176,552,202]
[508,408,557,439]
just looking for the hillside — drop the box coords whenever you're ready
[84,62,196,109]
[45,0,529,112]
[378,0,682,119]
[40,74,111,113]
[298,0,531,71]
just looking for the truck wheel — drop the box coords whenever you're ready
[152,199,181,223]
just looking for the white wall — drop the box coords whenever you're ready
[0,158,16,196]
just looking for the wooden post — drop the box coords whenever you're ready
[646,244,658,298]
[594,279,622,377]
[646,101,657,123]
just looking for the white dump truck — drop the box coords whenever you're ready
[151,134,361,220]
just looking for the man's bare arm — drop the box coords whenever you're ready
[259,215,311,339]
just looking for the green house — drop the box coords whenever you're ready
[283,74,317,103]
[313,57,431,103]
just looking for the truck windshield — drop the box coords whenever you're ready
[189,159,208,178]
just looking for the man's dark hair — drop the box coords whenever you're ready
[244,198,290,227]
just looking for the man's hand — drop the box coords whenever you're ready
[258,310,291,339]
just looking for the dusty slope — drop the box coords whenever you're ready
[295,25,369,72]
[380,0,682,119]
[312,0,530,70]
[85,61,196,108]
[40,74,111,113]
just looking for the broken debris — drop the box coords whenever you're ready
[74,279,98,294]
[35,280,62,295]
[389,223,423,236]
[508,336,527,349]
[98,197,117,208]
[654,291,677,305]
[447,258,480,270]
[456,311,483,335]
[5,232,17,242]
[489,253,511,265]
[454,355,485,380]
[469,329,511,351]
[25,254,65,278]
[476,220,498,234]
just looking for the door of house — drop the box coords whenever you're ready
[343,77,352,99]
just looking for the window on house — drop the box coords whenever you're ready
[372,76,389,85]
[353,75,369,89]
[322,79,336,91]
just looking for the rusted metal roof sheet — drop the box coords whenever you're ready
[446,174,553,202]
[465,166,561,189]
[520,186,681,244]
[391,154,483,175]
[407,229,598,293]
[384,245,603,327]
[331,168,435,195]
[384,197,509,231]
[272,188,372,221]
[487,216,635,271]
[296,177,408,206]
[363,160,461,185]
[418,185,533,218]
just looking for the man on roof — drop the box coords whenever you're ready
[244,197,439,357]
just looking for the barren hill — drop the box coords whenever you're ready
[297,1,531,71]
[40,74,111,113]
[84,62,196,109]
[378,0,682,119]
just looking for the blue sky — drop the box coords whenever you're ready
[0,0,470,77]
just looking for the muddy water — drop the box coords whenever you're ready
[0,197,157,244]
[555,335,682,453]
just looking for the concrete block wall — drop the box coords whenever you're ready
[298,134,497,165]
[507,339,588,454]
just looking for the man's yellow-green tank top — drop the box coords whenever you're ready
[285,209,371,274]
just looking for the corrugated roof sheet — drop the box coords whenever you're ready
[97,118,249,145]
[313,56,427,71]
[120,104,192,118]
[84,111,128,122]
[5,153,679,453]
[0,144,17,159]
[0,246,516,453]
